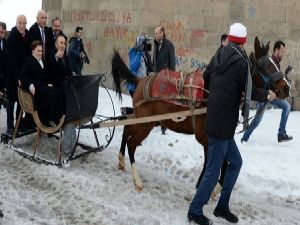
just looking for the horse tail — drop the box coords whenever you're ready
[111,49,138,100]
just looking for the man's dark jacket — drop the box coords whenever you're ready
[29,23,54,62]
[205,43,268,139]
[68,36,89,75]
[48,49,72,86]
[6,27,30,101]
[0,38,7,91]
[153,38,176,72]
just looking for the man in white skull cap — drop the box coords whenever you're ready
[187,23,276,225]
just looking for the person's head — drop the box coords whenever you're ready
[0,22,7,40]
[52,17,62,35]
[36,10,47,28]
[273,40,285,61]
[55,35,66,51]
[16,15,27,35]
[227,23,247,48]
[154,25,165,42]
[75,26,83,38]
[31,40,43,60]
[221,34,228,47]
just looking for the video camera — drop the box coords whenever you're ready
[144,37,153,52]
[0,89,8,110]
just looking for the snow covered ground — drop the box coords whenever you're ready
[0,88,299,225]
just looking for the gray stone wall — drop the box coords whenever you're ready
[43,0,300,110]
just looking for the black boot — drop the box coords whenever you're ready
[0,209,3,218]
[278,133,293,142]
[187,213,213,225]
[213,207,238,223]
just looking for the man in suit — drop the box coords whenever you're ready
[153,25,176,72]
[6,15,31,135]
[152,25,176,134]
[48,35,72,86]
[0,22,7,99]
[50,17,67,43]
[29,10,54,63]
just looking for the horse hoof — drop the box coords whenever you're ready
[135,185,142,192]
[118,163,125,171]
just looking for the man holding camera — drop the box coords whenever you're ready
[127,33,153,96]
[241,40,293,143]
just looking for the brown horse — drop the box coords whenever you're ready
[111,36,290,192]
[112,51,208,191]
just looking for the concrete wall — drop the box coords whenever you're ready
[43,0,300,110]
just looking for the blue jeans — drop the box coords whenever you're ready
[188,136,242,216]
[242,99,291,141]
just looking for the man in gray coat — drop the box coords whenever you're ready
[153,25,176,134]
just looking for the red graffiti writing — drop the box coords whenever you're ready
[65,10,132,24]
[160,20,186,43]
[103,26,137,43]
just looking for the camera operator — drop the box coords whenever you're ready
[127,33,153,97]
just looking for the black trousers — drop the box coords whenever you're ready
[35,86,65,125]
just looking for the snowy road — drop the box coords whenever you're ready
[0,89,299,225]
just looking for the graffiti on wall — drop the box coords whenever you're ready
[65,10,132,24]
[160,20,186,43]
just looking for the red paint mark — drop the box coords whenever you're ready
[176,47,190,57]
[190,29,207,47]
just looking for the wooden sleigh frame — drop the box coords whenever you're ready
[8,87,102,166]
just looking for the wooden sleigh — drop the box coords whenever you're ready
[4,74,105,166]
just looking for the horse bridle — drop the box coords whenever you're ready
[254,55,291,96]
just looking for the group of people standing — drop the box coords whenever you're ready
[0,10,89,135]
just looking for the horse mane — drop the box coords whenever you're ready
[111,49,138,100]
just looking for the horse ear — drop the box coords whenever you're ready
[254,37,260,51]
[265,41,270,52]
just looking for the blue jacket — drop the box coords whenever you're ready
[127,48,146,91]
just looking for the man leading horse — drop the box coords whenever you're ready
[187,23,277,225]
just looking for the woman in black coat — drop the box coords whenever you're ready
[20,40,64,126]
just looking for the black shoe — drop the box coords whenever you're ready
[278,133,293,142]
[187,213,213,225]
[0,209,3,218]
[213,207,238,223]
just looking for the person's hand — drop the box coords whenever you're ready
[268,90,277,101]
[29,84,35,96]
[80,52,85,59]
[55,50,64,61]
[134,43,144,51]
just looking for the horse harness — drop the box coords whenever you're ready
[134,70,209,131]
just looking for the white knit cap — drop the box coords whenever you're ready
[228,23,247,44]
